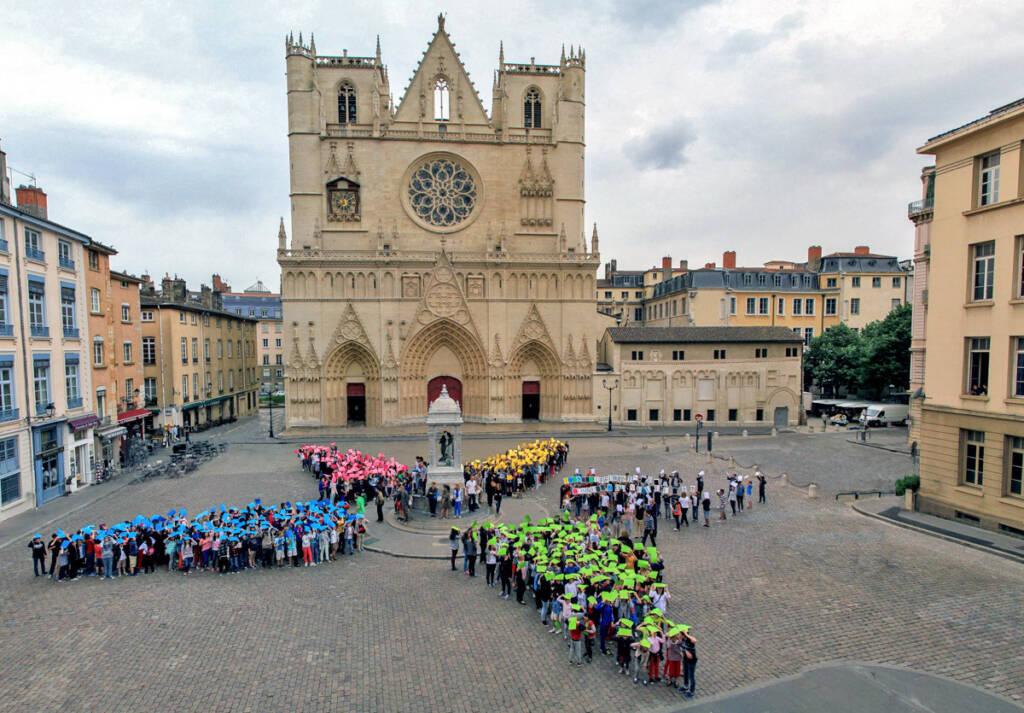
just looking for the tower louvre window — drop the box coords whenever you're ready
[524,88,541,128]
[337,82,356,124]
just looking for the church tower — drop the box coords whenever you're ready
[279,16,599,429]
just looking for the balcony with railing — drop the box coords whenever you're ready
[58,255,76,270]
[67,396,83,409]
[30,324,50,338]
[144,397,158,407]
[0,239,8,253]
[0,407,19,422]
[0,324,13,337]
[908,197,934,220]
[63,326,80,339]
[25,246,45,262]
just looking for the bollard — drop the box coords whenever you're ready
[779,473,788,486]
[665,445,670,453]
[807,483,819,499]
[808,425,814,433]
[706,452,713,464]
[729,456,736,468]
[772,427,778,437]
[904,489,915,511]
[742,429,748,437]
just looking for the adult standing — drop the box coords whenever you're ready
[757,471,767,503]
[679,630,698,698]
[27,535,46,577]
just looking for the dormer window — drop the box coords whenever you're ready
[338,82,356,124]
[524,88,541,128]
[434,78,450,121]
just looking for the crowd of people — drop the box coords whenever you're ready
[450,511,700,697]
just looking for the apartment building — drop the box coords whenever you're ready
[914,97,1024,534]
[140,276,259,432]
[219,278,283,394]
[0,172,94,519]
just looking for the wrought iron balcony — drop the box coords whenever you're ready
[0,324,12,337]
[0,407,19,422]
[0,239,8,253]
[908,197,934,219]
[67,396,83,409]
[58,256,76,270]
[25,246,45,261]
[63,326,80,339]
[144,397,158,407]
[30,325,50,338]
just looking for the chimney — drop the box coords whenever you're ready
[212,274,231,293]
[854,245,870,255]
[704,262,716,269]
[678,259,688,271]
[171,277,187,303]
[807,245,822,262]
[610,259,617,272]
[16,185,47,220]
[200,284,213,308]
[661,256,672,269]
[0,140,10,205]
[722,251,736,269]
[161,274,174,298]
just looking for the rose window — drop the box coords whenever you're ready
[407,158,477,228]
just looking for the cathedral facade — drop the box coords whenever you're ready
[279,16,602,428]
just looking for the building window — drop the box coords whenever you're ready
[141,310,153,322]
[88,250,99,270]
[850,298,860,315]
[852,276,861,288]
[229,370,234,391]
[24,228,43,260]
[0,358,16,421]
[826,277,837,288]
[433,77,450,121]
[262,355,270,366]
[971,241,995,301]
[28,280,46,335]
[706,409,716,421]
[57,240,74,270]
[713,349,726,360]
[193,373,199,399]
[631,350,644,361]
[871,277,881,288]
[179,337,187,364]
[777,297,785,315]
[1008,436,1024,497]
[648,408,659,422]
[745,297,756,315]
[755,348,767,358]
[0,437,20,504]
[634,291,643,299]
[65,358,80,407]
[524,88,541,128]
[672,350,685,361]
[123,342,133,364]
[962,430,985,485]
[804,298,815,315]
[60,286,76,336]
[190,313,197,325]
[121,304,131,322]
[682,408,691,421]
[785,346,799,357]
[1015,337,1024,397]
[978,151,1000,206]
[275,354,283,365]
[124,378,134,405]
[262,338,269,348]
[178,312,185,323]
[755,408,764,421]
[182,375,189,403]
[758,297,769,315]
[792,298,802,316]
[728,408,738,422]
[758,274,767,286]
[204,339,210,362]
[967,337,990,395]
[729,297,736,315]
[892,277,901,288]
[192,338,198,362]
[93,337,105,365]
[626,409,637,422]
[144,377,157,405]
[633,307,643,322]
[825,297,837,315]
[32,359,50,414]
[227,340,233,358]
[804,328,814,345]
[337,82,356,124]
[891,298,901,310]
[773,274,782,287]
[143,337,156,365]
[216,340,223,359]
[275,338,282,348]
[218,371,224,393]
[672,409,681,422]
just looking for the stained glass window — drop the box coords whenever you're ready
[408,157,477,227]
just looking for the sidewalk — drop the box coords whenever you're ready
[853,496,1024,563]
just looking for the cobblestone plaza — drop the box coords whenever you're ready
[0,419,1021,713]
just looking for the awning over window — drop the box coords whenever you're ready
[68,414,100,431]
[117,408,151,424]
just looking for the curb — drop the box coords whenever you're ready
[850,502,1024,565]
[364,546,447,560]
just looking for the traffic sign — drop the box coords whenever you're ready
[695,414,703,422]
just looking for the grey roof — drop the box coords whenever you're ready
[606,326,803,344]
[818,255,903,273]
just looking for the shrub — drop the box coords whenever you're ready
[894,475,920,496]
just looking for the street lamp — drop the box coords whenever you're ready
[266,388,275,439]
[601,378,619,432]
[45,403,55,419]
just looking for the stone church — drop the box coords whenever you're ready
[279,16,603,428]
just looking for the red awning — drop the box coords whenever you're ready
[69,414,101,431]
[117,408,151,424]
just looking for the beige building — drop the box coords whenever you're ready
[140,277,259,432]
[914,97,1024,534]
[279,18,603,428]
[907,166,935,445]
[595,327,803,428]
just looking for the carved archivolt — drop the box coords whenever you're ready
[510,303,559,362]
[331,302,377,362]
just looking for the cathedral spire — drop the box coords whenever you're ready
[560,44,566,65]
[278,216,287,250]
[309,32,316,54]
[376,34,382,63]
[498,41,504,67]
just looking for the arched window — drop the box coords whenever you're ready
[434,77,450,121]
[337,82,356,124]
[524,88,541,128]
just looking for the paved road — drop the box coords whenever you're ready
[0,416,1020,713]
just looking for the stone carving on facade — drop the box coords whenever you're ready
[518,147,554,228]
[330,303,377,360]
[412,250,475,333]
[466,275,484,299]
[489,333,505,368]
[510,303,559,360]
[401,273,421,298]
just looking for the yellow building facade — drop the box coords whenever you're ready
[915,97,1024,534]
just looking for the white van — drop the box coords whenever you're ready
[864,403,909,427]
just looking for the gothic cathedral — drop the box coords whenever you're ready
[279,16,602,428]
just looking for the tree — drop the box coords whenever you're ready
[861,304,912,396]
[803,322,865,396]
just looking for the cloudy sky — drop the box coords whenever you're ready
[2,0,1022,288]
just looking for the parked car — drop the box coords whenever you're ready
[864,403,909,427]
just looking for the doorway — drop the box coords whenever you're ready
[427,376,462,409]
[347,383,366,424]
[522,381,540,420]
[773,406,789,427]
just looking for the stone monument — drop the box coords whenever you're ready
[427,385,463,485]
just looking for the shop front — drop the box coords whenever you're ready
[32,420,67,506]
[67,413,99,488]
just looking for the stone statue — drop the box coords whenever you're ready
[439,431,453,466]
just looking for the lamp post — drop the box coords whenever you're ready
[266,389,275,439]
[45,403,55,419]
[602,379,619,432]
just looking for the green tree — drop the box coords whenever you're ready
[803,322,865,396]
[861,303,912,396]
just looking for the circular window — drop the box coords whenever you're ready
[403,154,481,233]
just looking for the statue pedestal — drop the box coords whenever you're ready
[426,385,464,487]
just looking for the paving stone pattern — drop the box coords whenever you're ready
[0,421,1020,713]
